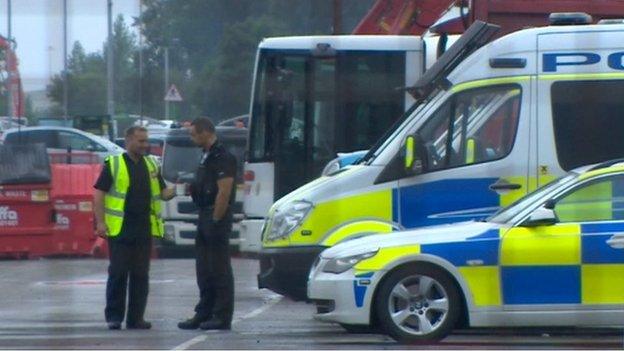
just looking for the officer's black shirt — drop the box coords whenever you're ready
[191,141,237,212]
[94,153,166,243]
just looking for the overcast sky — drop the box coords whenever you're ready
[0,0,140,92]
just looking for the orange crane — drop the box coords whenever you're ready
[354,0,624,37]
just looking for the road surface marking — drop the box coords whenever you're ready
[172,294,282,350]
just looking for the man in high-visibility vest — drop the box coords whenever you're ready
[93,126,175,330]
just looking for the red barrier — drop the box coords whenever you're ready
[0,184,54,258]
[48,151,101,165]
[1,157,159,259]
[49,163,107,257]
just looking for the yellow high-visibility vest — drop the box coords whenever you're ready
[104,154,164,237]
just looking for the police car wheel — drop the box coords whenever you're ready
[375,264,461,344]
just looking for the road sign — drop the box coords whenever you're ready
[164,84,183,102]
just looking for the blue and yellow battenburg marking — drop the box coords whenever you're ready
[351,221,624,308]
[353,272,374,308]
[272,175,538,248]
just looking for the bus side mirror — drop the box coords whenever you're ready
[403,135,424,175]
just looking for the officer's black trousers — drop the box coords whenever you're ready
[193,211,234,323]
[105,236,151,324]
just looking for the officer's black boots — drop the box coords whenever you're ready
[107,321,121,330]
[178,315,208,330]
[126,320,152,329]
[199,317,231,330]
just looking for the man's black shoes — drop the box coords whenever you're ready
[126,320,152,329]
[199,317,231,330]
[107,321,122,330]
[178,315,207,330]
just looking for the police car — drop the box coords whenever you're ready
[308,159,624,343]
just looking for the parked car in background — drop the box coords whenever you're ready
[114,134,165,159]
[0,126,123,162]
[0,116,28,134]
[217,114,248,128]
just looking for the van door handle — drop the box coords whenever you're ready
[489,179,522,191]
[606,233,624,249]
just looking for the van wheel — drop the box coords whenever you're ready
[375,264,460,344]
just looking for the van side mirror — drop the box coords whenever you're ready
[522,205,558,227]
[403,134,426,175]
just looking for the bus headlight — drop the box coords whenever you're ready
[267,200,313,241]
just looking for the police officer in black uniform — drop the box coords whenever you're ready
[178,117,236,330]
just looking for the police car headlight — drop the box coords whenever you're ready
[321,159,340,176]
[322,250,378,274]
[267,200,313,241]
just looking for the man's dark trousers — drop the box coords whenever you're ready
[193,209,234,323]
[104,217,151,325]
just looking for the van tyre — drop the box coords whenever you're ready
[375,264,460,344]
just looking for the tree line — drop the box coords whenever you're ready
[41,0,374,124]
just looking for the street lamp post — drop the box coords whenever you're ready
[164,46,169,119]
[63,0,68,122]
[107,0,114,118]
[6,0,12,118]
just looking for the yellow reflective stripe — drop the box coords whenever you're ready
[458,266,501,306]
[108,189,125,198]
[104,208,124,217]
[501,224,581,266]
[111,154,120,184]
[539,72,624,81]
[286,189,393,246]
[579,165,624,181]
[354,245,420,271]
[582,264,624,304]
[451,76,530,93]
[321,221,393,246]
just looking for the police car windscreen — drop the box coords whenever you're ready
[0,143,51,185]
[162,140,202,183]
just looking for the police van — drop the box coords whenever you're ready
[258,14,624,300]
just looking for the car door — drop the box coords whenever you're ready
[396,82,530,228]
[501,174,624,317]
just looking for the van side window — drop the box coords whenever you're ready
[418,85,521,171]
[551,80,624,171]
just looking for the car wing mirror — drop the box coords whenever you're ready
[522,205,558,227]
